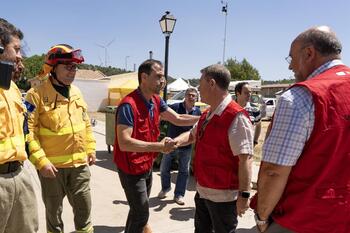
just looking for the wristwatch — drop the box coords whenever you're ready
[238,191,250,198]
[254,213,269,226]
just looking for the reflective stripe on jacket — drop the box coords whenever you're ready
[26,79,96,169]
[0,81,27,164]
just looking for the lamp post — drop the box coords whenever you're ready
[159,11,176,102]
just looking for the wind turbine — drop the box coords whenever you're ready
[95,38,115,67]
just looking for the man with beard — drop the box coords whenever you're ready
[114,59,199,233]
[0,18,38,233]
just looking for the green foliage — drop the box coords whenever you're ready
[262,78,294,85]
[23,54,45,79]
[78,64,127,76]
[225,58,261,81]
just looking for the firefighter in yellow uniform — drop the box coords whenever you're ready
[0,18,38,233]
[25,44,96,233]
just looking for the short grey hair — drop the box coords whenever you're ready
[296,26,342,56]
[200,64,231,90]
[185,87,198,96]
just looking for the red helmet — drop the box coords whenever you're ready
[45,44,84,66]
[38,44,84,79]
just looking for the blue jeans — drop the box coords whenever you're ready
[160,147,192,198]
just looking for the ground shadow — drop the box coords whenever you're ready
[113,200,128,206]
[169,207,195,221]
[154,172,196,192]
[236,226,258,233]
[149,197,174,212]
[95,150,118,172]
[90,225,125,233]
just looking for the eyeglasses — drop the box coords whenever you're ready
[63,63,78,72]
[285,55,292,64]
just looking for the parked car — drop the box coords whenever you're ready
[263,98,277,120]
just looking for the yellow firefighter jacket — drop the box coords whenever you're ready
[0,81,27,164]
[26,79,96,169]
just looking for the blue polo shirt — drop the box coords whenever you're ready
[117,88,168,126]
[167,102,201,149]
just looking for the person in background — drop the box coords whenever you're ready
[158,87,201,205]
[235,82,262,147]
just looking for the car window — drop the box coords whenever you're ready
[266,100,274,105]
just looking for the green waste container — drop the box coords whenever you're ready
[105,106,118,153]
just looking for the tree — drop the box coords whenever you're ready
[225,58,261,80]
[23,54,45,80]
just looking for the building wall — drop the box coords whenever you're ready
[74,79,110,112]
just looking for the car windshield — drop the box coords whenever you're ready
[171,90,186,100]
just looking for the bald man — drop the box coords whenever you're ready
[255,26,350,233]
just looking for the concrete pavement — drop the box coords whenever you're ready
[26,120,259,233]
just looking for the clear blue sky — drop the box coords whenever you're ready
[3,0,350,80]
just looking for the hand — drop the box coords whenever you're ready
[161,137,177,154]
[236,196,250,217]
[87,153,96,166]
[39,162,58,178]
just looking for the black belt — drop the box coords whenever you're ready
[0,161,22,174]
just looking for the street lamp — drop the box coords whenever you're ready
[221,1,228,65]
[159,11,176,102]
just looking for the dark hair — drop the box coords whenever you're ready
[0,18,23,46]
[200,64,231,90]
[234,82,249,95]
[297,27,342,56]
[138,59,163,84]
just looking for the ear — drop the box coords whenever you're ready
[209,78,216,88]
[140,72,148,82]
[304,46,317,62]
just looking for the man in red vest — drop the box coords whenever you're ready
[114,59,200,233]
[175,64,254,233]
[255,26,350,233]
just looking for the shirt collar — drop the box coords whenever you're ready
[207,94,232,119]
[137,88,154,110]
[307,59,344,80]
[181,101,196,113]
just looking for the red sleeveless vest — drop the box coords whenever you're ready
[113,90,161,175]
[194,101,245,189]
[272,65,350,232]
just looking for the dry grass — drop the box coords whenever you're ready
[254,120,270,162]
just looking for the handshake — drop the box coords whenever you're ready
[160,137,178,154]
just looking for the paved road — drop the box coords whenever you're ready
[26,120,258,233]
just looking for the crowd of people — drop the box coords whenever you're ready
[0,17,349,233]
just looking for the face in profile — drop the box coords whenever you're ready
[144,63,165,95]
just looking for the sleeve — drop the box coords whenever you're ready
[159,98,168,112]
[25,89,51,170]
[116,103,134,127]
[228,112,254,156]
[80,95,96,156]
[262,87,314,166]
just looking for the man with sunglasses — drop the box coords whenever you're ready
[255,26,350,233]
[25,44,96,233]
[0,18,39,233]
[174,64,254,233]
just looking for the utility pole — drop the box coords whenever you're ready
[222,1,228,65]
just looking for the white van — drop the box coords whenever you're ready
[263,98,277,120]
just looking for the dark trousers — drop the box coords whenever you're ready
[118,169,153,233]
[194,192,238,233]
